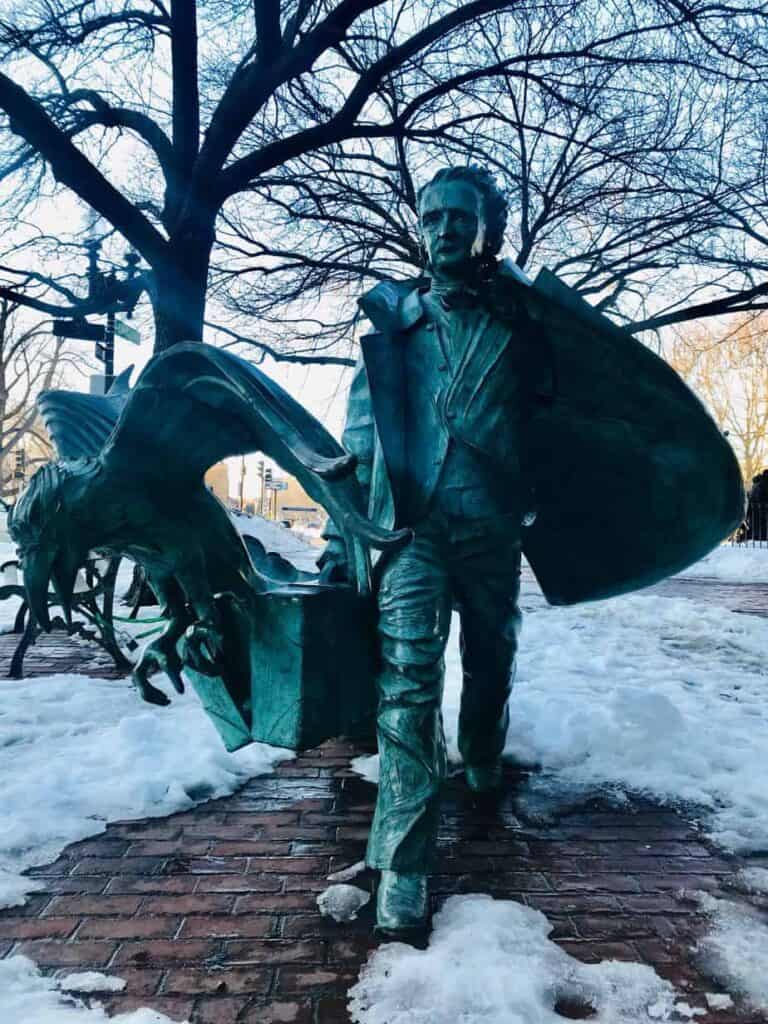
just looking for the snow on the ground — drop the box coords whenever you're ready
[736,866,768,894]
[348,894,684,1024]
[350,755,379,784]
[1,956,184,1023]
[705,992,734,1011]
[504,593,768,852]
[677,543,768,581]
[0,673,290,909]
[0,539,22,629]
[59,973,126,995]
[231,511,320,573]
[353,590,768,853]
[317,883,370,922]
[694,892,768,1012]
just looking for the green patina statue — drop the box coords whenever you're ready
[9,345,408,716]
[11,163,743,940]
[319,165,744,935]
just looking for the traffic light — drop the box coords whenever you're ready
[14,449,25,480]
[265,468,273,486]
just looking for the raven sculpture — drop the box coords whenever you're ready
[10,343,408,707]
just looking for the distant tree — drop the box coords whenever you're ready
[667,315,768,483]
[0,298,86,499]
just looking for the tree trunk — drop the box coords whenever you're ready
[151,223,215,352]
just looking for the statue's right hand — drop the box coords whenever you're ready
[316,538,349,584]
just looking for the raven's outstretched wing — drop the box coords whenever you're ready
[99,343,408,592]
[37,367,133,460]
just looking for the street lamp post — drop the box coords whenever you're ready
[53,241,142,392]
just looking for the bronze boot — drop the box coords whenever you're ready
[465,761,503,793]
[375,870,428,935]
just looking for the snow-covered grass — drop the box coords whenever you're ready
[354,590,768,854]
[0,673,290,910]
[676,543,768,581]
[349,894,684,1023]
[1,957,183,1023]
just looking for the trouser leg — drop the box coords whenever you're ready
[366,533,451,872]
[455,536,522,768]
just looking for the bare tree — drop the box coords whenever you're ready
[215,17,768,354]
[666,315,768,482]
[0,298,87,498]
[1,1,767,359]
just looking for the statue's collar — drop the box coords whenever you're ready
[399,286,428,331]
[359,260,533,335]
[358,277,427,334]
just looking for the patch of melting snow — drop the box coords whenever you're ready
[735,866,768,894]
[0,955,186,1022]
[348,894,688,1023]
[704,992,734,1011]
[58,972,126,995]
[694,892,768,1012]
[350,754,379,784]
[0,673,290,910]
[317,884,371,922]
[672,1003,704,1019]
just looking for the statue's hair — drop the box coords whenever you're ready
[417,165,508,258]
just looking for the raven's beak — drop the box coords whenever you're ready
[23,547,55,631]
[50,548,82,627]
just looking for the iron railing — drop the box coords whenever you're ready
[731,501,768,547]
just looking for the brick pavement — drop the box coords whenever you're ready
[0,628,125,678]
[2,579,768,1022]
[1,739,767,1023]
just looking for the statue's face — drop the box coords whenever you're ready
[419,180,487,278]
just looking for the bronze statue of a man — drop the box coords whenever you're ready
[322,165,537,935]
[14,157,742,940]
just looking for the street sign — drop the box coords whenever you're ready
[114,319,141,345]
[266,480,288,491]
[53,319,104,342]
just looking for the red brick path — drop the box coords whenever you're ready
[1,737,766,1023]
[0,628,125,678]
[4,581,768,1023]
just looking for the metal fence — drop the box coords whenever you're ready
[730,501,768,547]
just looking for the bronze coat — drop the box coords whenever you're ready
[348,262,744,604]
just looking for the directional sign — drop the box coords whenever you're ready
[53,319,104,342]
[114,319,141,345]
